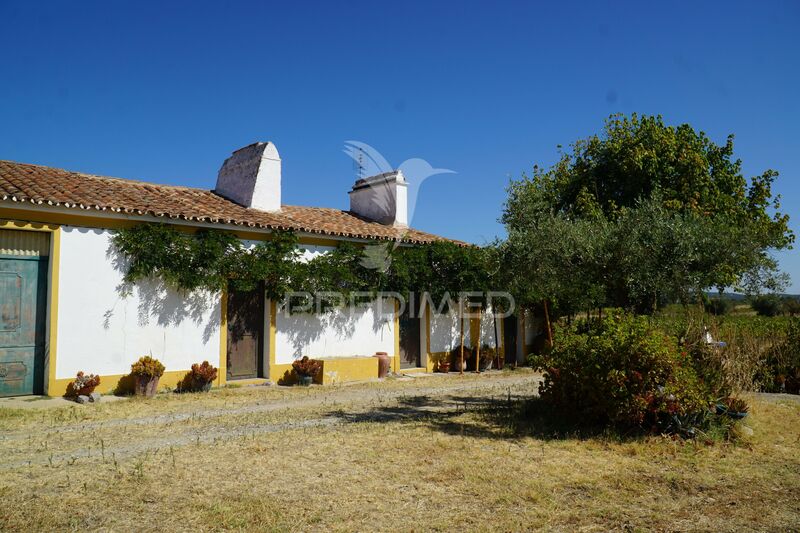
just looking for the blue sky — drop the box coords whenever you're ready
[1,1,798,291]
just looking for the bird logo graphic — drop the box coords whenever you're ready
[343,141,455,273]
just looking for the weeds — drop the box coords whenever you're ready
[0,371,796,532]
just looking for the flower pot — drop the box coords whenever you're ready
[374,352,390,378]
[134,375,160,397]
[193,380,212,393]
[298,374,313,386]
[437,361,451,373]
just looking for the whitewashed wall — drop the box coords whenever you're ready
[429,310,471,352]
[273,299,395,364]
[479,307,503,348]
[55,227,221,379]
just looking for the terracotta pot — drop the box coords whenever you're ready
[134,375,160,398]
[374,352,390,378]
[75,385,96,396]
[193,379,212,392]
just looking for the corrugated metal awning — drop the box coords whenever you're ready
[0,229,49,257]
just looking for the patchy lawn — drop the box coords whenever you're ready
[0,370,798,532]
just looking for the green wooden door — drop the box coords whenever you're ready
[0,256,48,396]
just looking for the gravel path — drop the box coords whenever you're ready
[0,371,542,469]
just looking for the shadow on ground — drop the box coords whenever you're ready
[324,393,615,442]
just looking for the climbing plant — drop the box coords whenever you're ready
[111,224,500,314]
[112,224,302,299]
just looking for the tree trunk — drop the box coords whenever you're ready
[543,299,554,349]
[459,300,465,375]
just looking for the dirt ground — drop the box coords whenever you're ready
[1,369,798,532]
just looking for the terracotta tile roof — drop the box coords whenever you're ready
[0,160,457,244]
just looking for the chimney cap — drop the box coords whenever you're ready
[231,141,280,160]
[351,170,407,192]
[215,141,282,212]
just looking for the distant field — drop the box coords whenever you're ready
[1,371,798,532]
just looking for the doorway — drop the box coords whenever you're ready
[398,307,421,369]
[0,230,49,397]
[226,285,264,380]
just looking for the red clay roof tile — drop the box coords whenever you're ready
[0,160,458,244]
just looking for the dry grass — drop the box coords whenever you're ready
[0,370,798,532]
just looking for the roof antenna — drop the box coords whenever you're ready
[353,145,366,180]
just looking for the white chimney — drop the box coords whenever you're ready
[215,142,281,212]
[348,170,408,226]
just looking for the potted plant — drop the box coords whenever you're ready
[431,353,450,373]
[292,356,321,386]
[450,345,471,372]
[479,344,496,372]
[374,351,391,378]
[189,361,218,392]
[131,355,165,398]
[66,371,101,398]
[715,397,749,419]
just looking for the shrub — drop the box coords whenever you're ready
[758,317,800,393]
[782,297,800,317]
[292,356,321,377]
[529,312,710,430]
[704,297,733,316]
[450,344,474,369]
[190,361,218,386]
[66,371,101,397]
[719,397,749,414]
[190,361,218,383]
[131,356,165,378]
[480,344,497,363]
[751,294,782,317]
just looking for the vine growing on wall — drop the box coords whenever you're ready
[111,223,499,314]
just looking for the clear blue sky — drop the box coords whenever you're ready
[2,1,798,291]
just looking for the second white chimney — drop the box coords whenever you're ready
[348,170,408,226]
[215,142,281,212]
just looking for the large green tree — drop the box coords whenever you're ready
[503,113,794,313]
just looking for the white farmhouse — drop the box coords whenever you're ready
[0,143,528,396]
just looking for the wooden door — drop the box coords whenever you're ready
[398,308,421,369]
[503,314,518,364]
[226,286,264,380]
[0,257,47,396]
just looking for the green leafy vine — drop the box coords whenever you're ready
[111,224,498,314]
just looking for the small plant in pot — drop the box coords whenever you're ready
[292,356,321,386]
[189,361,218,392]
[431,353,450,373]
[131,356,165,398]
[450,345,472,372]
[66,371,101,398]
[479,344,496,371]
[715,396,749,419]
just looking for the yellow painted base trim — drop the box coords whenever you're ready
[224,377,270,387]
[49,369,195,397]
[398,367,427,374]
[270,356,380,385]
